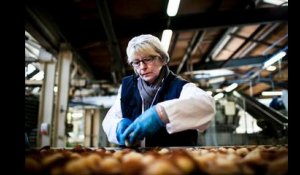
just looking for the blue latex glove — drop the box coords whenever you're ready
[122,106,164,145]
[116,118,132,145]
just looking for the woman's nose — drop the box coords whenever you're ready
[139,61,147,68]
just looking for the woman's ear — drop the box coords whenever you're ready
[163,59,168,65]
[159,56,168,65]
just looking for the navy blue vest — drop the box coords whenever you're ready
[121,71,198,147]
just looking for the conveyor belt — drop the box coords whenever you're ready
[234,90,288,136]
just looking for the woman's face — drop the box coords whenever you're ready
[131,54,165,84]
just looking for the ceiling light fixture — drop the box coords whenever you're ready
[214,93,224,101]
[263,50,286,69]
[263,0,288,6]
[224,83,238,92]
[161,29,173,52]
[167,0,181,16]
[233,91,241,98]
[190,69,235,79]
[261,91,283,96]
[266,65,277,71]
[208,77,226,84]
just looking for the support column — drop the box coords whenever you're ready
[83,109,101,147]
[99,108,109,147]
[37,49,56,147]
[53,44,73,147]
[92,109,100,147]
[84,109,92,147]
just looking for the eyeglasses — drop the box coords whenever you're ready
[130,56,159,68]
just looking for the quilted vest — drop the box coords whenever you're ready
[120,71,197,146]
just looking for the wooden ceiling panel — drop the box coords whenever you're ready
[273,67,288,82]
[237,25,260,37]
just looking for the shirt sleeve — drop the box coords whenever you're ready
[157,82,216,134]
[102,85,123,144]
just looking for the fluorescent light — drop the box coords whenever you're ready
[212,36,230,58]
[224,83,238,92]
[167,0,181,16]
[31,71,44,81]
[266,65,277,71]
[214,93,224,101]
[261,91,283,96]
[263,0,288,6]
[208,77,225,84]
[54,86,58,92]
[263,51,286,69]
[233,91,241,98]
[190,68,234,79]
[161,29,173,52]
[26,64,37,75]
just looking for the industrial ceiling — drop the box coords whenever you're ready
[25,0,288,98]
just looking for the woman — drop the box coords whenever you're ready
[102,34,215,147]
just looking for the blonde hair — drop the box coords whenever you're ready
[126,34,170,64]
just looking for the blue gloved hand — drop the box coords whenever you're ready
[122,106,164,145]
[116,118,132,145]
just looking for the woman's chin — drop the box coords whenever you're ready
[142,76,154,83]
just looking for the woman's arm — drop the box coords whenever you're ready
[102,86,123,144]
[157,83,215,134]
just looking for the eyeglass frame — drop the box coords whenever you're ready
[129,55,160,68]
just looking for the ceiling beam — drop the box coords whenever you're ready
[198,27,237,66]
[219,24,267,68]
[229,32,282,48]
[96,0,125,84]
[177,30,205,74]
[168,32,179,60]
[199,55,271,70]
[25,5,60,54]
[228,61,288,92]
[237,23,284,58]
